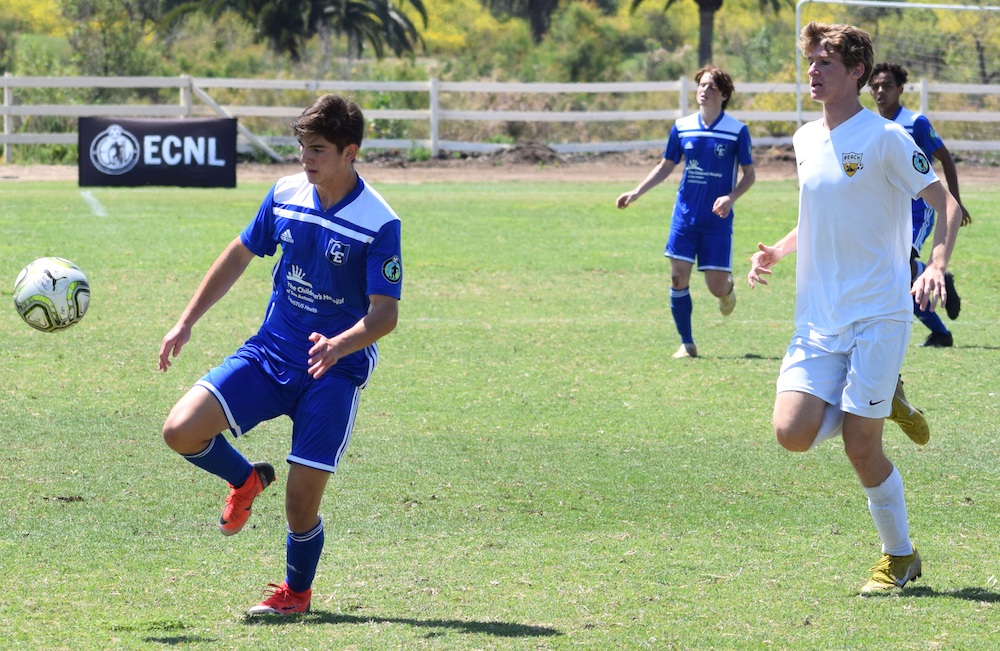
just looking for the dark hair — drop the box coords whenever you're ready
[694,65,735,111]
[871,62,908,87]
[291,94,365,151]
[798,22,874,93]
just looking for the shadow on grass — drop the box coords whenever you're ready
[142,636,218,645]
[906,586,1000,602]
[242,611,562,638]
[859,586,1000,602]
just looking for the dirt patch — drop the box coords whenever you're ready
[1,145,995,185]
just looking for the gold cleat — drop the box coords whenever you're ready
[719,287,737,317]
[887,377,929,445]
[859,547,922,593]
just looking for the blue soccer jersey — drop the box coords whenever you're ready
[663,112,753,233]
[890,106,945,221]
[240,172,402,384]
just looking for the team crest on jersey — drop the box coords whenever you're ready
[912,151,931,174]
[381,256,402,284]
[714,143,727,158]
[327,239,350,265]
[842,152,864,177]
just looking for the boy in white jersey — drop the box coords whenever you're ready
[158,95,402,615]
[869,62,973,348]
[747,23,962,593]
[617,65,756,359]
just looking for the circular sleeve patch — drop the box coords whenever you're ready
[382,256,402,283]
[912,152,931,174]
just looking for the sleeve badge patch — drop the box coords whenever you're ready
[912,151,931,174]
[382,256,402,284]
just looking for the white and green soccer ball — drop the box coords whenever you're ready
[13,257,90,332]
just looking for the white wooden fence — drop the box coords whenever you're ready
[3,73,1000,164]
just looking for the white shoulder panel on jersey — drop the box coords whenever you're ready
[268,173,399,244]
[272,172,317,208]
[338,179,401,235]
[714,113,749,136]
[893,106,921,128]
[674,112,702,132]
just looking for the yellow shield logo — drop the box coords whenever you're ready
[842,152,864,177]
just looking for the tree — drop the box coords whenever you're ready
[482,0,618,44]
[630,0,790,66]
[60,0,162,81]
[482,0,560,43]
[171,0,426,64]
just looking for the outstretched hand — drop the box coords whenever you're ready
[747,242,782,288]
[960,204,972,227]
[912,265,947,313]
[616,191,639,209]
[158,324,191,372]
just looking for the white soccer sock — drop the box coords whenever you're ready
[807,403,844,450]
[864,467,913,556]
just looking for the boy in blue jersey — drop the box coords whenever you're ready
[158,94,401,616]
[616,65,756,359]
[870,62,973,348]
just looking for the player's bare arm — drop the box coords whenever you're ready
[931,145,972,226]
[158,237,256,372]
[748,227,798,288]
[713,164,756,217]
[616,159,677,209]
[306,294,399,379]
[912,181,963,311]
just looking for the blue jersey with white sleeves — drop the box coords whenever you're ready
[240,172,402,384]
[890,106,945,215]
[663,111,753,233]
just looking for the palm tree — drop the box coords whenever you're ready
[319,0,425,77]
[168,0,425,64]
[630,0,789,66]
[482,0,561,43]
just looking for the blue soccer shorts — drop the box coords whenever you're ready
[196,338,361,474]
[665,228,733,272]
[911,202,935,257]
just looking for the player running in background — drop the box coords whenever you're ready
[616,65,756,359]
[158,94,402,616]
[870,62,973,348]
[748,23,962,593]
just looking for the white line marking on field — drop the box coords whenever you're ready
[80,190,107,217]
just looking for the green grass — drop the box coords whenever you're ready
[1,177,999,649]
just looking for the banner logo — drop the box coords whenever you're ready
[89,124,140,175]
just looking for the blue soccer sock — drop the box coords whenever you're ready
[182,434,253,487]
[914,301,950,334]
[910,259,949,334]
[670,287,694,344]
[286,519,325,593]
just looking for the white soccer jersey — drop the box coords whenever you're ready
[792,109,938,335]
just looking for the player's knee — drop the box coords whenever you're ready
[774,424,815,453]
[161,412,210,455]
[161,417,188,452]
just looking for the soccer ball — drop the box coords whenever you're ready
[12,257,91,332]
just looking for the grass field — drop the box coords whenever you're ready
[1,176,998,650]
